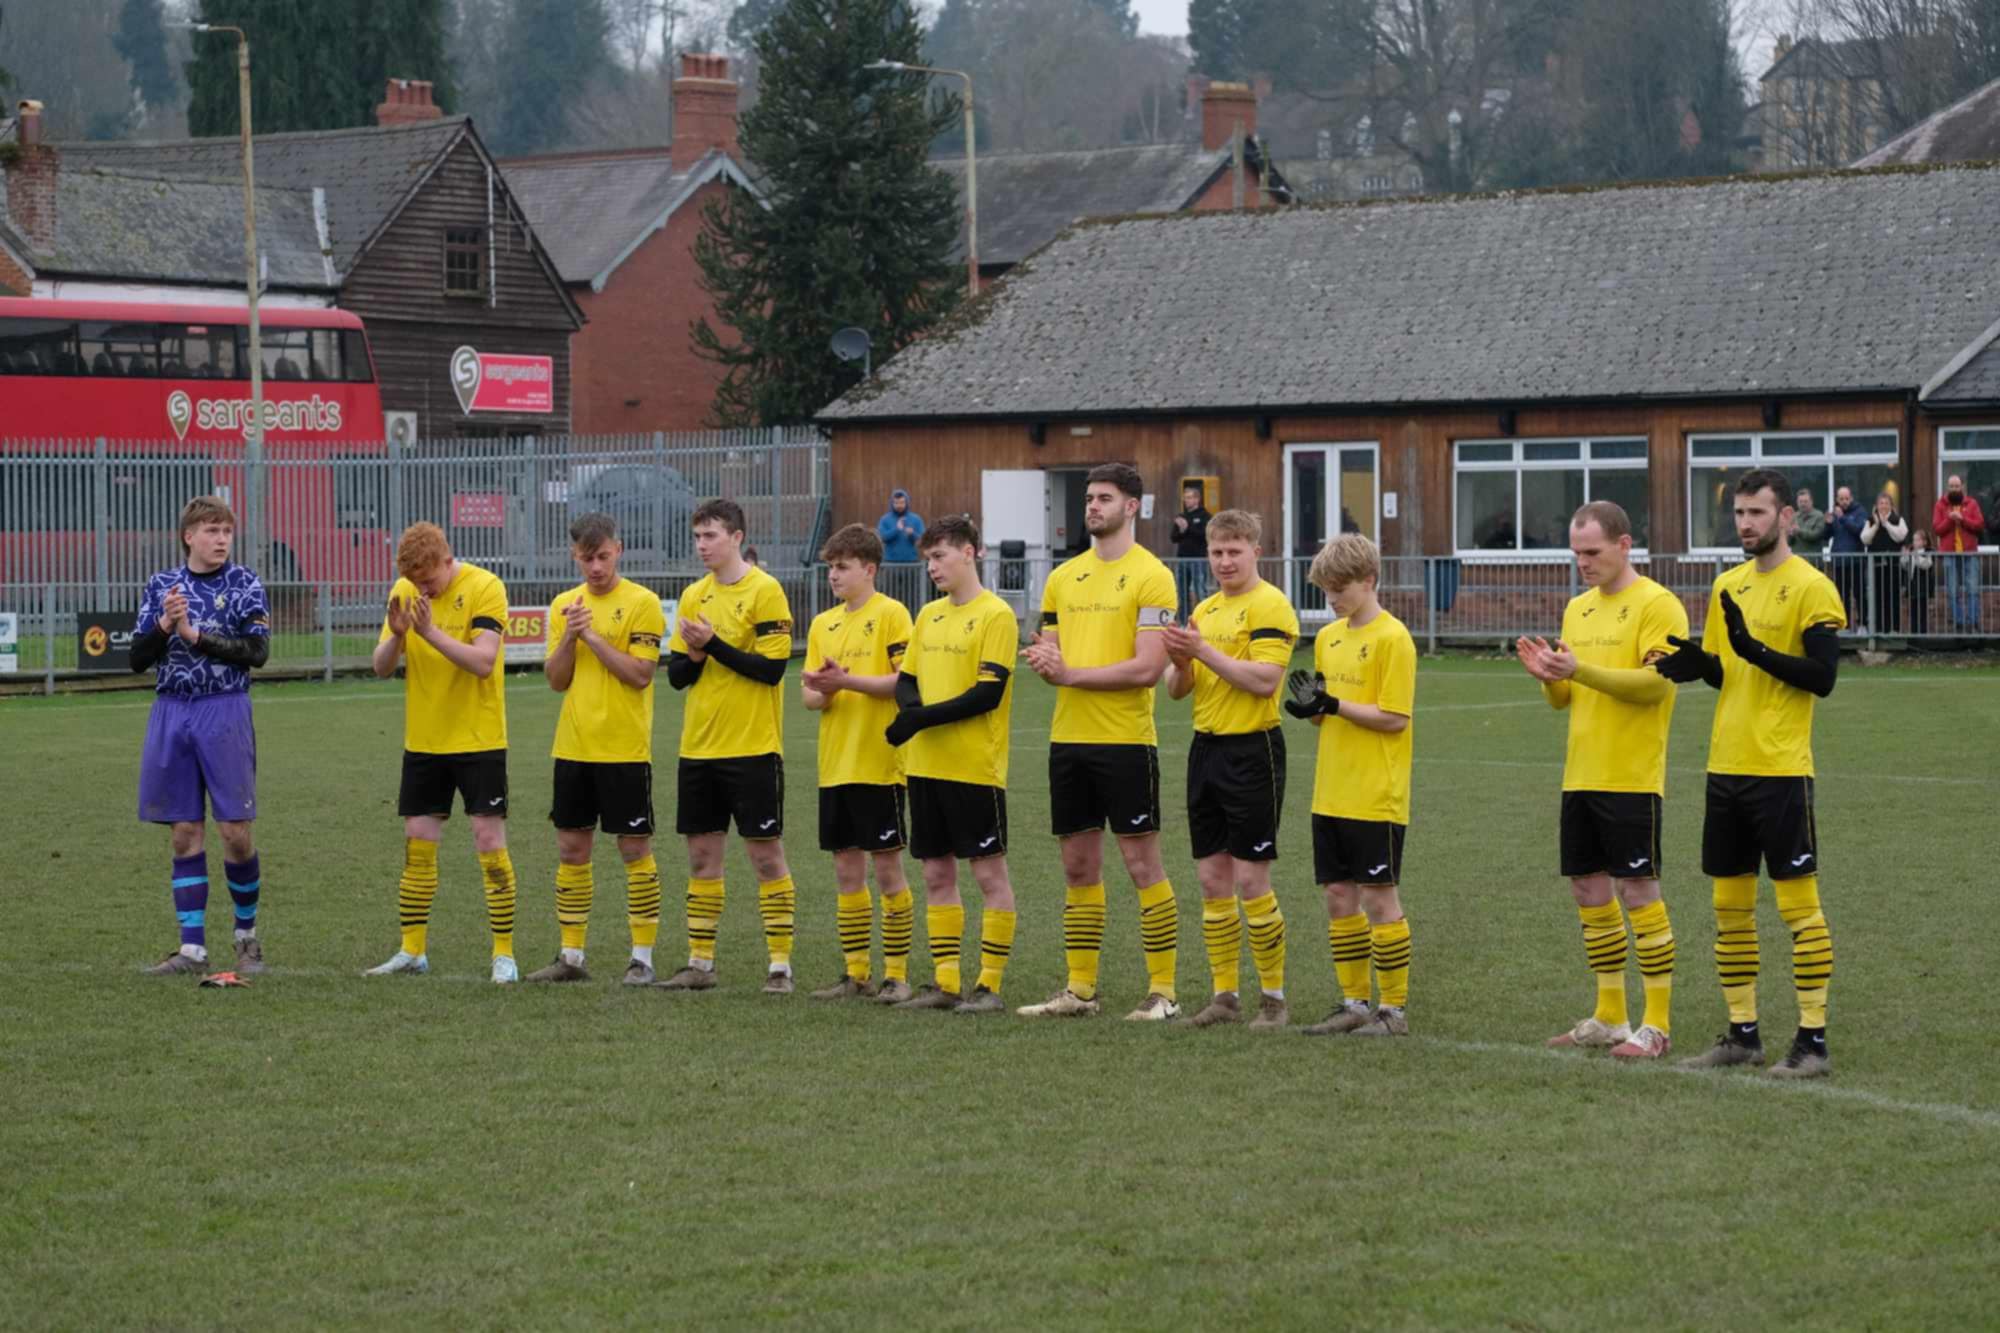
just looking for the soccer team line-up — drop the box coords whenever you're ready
[130,461,1845,1077]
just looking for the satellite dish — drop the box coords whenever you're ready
[830,326,872,377]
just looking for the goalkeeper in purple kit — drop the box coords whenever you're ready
[131,496,271,977]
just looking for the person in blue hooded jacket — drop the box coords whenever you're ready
[877,489,925,563]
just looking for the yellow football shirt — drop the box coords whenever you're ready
[1039,544,1177,746]
[668,566,793,760]
[1557,576,1688,794]
[904,590,1018,789]
[546,578,665,764]
[1310,610,1416,823]
[805,592,913,788]
[379,561,508,755]
[1702,555,1846,777]
[1187,579,1299,735]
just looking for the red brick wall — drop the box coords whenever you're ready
[569,177,733,435]
[0,247,29,296]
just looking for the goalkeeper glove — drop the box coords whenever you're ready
[1652,634,1718,683]
[1282,669,1338,719]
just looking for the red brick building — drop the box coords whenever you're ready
[503,55,760,435]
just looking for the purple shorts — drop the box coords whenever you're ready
[138,692,258,824]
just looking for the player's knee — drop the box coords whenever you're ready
[1615,878,1662,910]
[1360,887,1402,924]
[747,844,787,880]
[169,821,205,857]
[1570,874,1611,907]
[469,818,507,854]
[616,835,652,862]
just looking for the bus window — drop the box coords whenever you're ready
[340,329,373,381]
[168,324,239,380]
[80,322,160,377]
[0,318,78,374]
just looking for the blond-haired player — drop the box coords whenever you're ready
[366,522,518,982]
[527,513,666,986]
[1516,501,1687,1059]
[800,523,916,1001]
[1288,533,1417,1037]
[1162,509,1298,1029]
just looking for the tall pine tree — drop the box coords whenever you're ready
[693,0,962,427]
[114,0,179,112]
[489,0,610,155]
[187,0,455,137]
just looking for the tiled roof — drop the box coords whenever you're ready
[821,164,2000,422]
[501,148,753,288]
[1855,77,2000,167]
[56,117,470,275]
[929,143,1236,266]
[19,167,333,289]
[1921,317,2000,403]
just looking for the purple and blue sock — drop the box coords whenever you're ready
[172,853,208,950]
[225,854,261,936]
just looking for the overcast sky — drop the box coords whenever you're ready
[1127,0,1785,86]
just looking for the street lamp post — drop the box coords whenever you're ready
[865,60,977,300]
[179,21,265,563]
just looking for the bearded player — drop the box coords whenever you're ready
[1654,468,1843,1078]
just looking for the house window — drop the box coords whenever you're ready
[1362,174,1395,196]
[1686,431,1898,550]
[1453,437,1651,554]
[444,227,485,295]
[1939,428,2000,548]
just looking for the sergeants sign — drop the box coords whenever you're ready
[451,346,554,414]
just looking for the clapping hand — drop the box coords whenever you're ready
[385,593,414,637]
[562,597,593,642]
[1283,669,1332,719]
[1162,622,1202,665]
[410,593,434,638]
[1718,589,1762,661]
[679,614,715,652]
[160,584,188,635]
[884,712,918,747]
[1652,634,1715,682]
[1021,632,1067,684]
[802,661,851,694]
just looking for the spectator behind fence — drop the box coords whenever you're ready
[1792,487,1828,558]
[1171,483,1211,618]
[1828,486,1867,628]
[1860,491,1908,633]
[875,488,925,609]
[1933,475,1985,634]
[1904,528,1936,637]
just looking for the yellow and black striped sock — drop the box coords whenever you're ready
[977,908,1015,993]
[625,855,661,952]
[1201,898,1241,996]
[1775,875,1832,1029]
[556,862,593,952]
[1713,875,1760,1025]
[1629,898,1674,1034]
[687,877,725,965]
[1329,912,1371,1003]
[1580,901,1630,1028]
[1137,880,1178,1001]
[477,848,516,958]
[1243,891,1286,997]
[398,837,439,957]
[838,889,874,981]
[881,888,914,982]
[758,875,797,970]
[1064,882,1106,1000]
[1372,917,1412,1008]
[928,903,964,995]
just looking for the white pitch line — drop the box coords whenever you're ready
[1437,756,1991,788]
[1429,1036,2000,1130]
[3,688,406,714]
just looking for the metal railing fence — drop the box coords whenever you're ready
[8,551,1992,693]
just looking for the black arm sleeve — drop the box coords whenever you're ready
[1696,650,1724,690]
[1743,625,1839,698]
[897,678,1007,734]
[704,638,788,686]
[130,627,169,673]
[664,651,705,690]
[192,631,270,670]
[894,671,922,710]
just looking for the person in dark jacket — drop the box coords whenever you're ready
[1171,483,1211,618]
[1860,491,1908,633]
[1827,486,1867,627]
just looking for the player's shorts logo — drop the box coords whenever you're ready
[166,390,193,441]
[84,626,109,657]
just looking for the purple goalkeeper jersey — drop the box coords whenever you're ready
[134,561,271,698]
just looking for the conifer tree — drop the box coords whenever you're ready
[693,0,962,426]
[187,0,455,137]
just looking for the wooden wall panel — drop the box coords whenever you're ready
[829,395,1922,558]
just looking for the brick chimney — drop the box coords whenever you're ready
[4,100,58,254]
[376,79,443,127]
[1201,80,1257,152]
[672,53,740,170]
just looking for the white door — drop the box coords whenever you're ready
[980,470,1051,559]
[1282,442,1379,613]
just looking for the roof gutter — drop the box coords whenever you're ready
[818,385,1918,430]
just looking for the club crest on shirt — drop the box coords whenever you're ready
[1777,586,1790,602]
[1358,644,1371,661]
[454,594,465,610]
[862,619,875,635]
[1116,574,1128,590]
[1618,606,1629,621]
[613,607,625,622]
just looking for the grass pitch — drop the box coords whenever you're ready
[4,656,1998,1329]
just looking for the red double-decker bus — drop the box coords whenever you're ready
[0,297,390,587]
